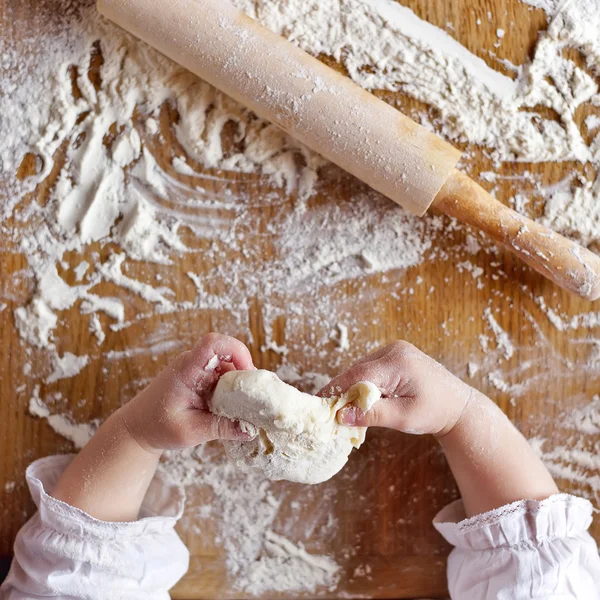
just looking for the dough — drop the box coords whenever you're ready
[210,369,380,484]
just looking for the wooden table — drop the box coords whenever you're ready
[1,0,598,598]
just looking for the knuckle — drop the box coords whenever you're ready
[166,351,191,379]
[388,340,413,356]
[171,351,190,368]
[386,340,421,372]
[349,364,375,383]
[364,406,382,427]
[175,430,191,447]
[167,422,188,447]
[200,332,221,345]
[214,416,228,439]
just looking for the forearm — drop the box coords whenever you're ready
[438,390,558,518]
[52,407,162,521]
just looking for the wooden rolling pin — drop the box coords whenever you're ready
[98,0,600,300]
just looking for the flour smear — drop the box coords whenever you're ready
[3,0,600,594]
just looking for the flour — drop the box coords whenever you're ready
[484,308,515,360]
[4,0,600,594]
[527,0,600,243]
[237,0,592,168]
[14,300,58,348]
[530,394,600,500]
[536,295,600,332]
[45,352,89,384]
[244,530,340,594]
[162,444,341,595]
[29,388,98,448]
[336,323,350,352]
[2,0,435,361]
[74,261,90,282]
[4,0,600,363]
[89,314,105,344]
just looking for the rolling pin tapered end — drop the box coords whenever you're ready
[433,169,600,301]
[434,170,600,302]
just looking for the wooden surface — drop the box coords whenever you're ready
[1,1,599,599]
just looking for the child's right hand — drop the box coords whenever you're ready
[327,340,558,517]
[324,341,474,437]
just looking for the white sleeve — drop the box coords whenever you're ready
[434,494,600,600]
[1,455,190,600]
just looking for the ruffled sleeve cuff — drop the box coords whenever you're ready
[26,454,186,537]
[433,494,594,550]
[3,455,189,599]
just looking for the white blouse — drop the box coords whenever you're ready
[2,455,600,599]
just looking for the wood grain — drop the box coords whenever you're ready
[1,1,599,599]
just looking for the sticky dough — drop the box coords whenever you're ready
[211,369,380,484]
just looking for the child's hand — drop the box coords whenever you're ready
[52,333,257,522]
[118,333,257,453]
[325,341,473,437]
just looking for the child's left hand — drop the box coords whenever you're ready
[118,332,258,453]
[52,333,257,522]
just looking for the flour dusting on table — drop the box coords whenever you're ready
[3,0,600,594]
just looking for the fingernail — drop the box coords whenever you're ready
[236,420,258,440]
[339,406,364,426]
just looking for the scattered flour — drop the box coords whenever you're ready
[467,362,479,378]
[3,0,600,367]
[336,323,350,352]
[3,0,600,594]
[89,313,106,344]
[536,295,600,332]
[162,443,341,595]
[530,394,600,501]
[484,308,515,360]
[45,352,89,384]
[29,388,97,449]
[244,530,340,594]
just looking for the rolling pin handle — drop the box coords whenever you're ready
[433,170,600,301]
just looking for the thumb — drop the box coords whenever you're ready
[338,404,377,427]
[187,411,258,445]
[338,397,415,431]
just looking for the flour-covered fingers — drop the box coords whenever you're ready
[318,341,418,398]
[330,340,477,435]
[118,333,258,452]
[320,355,405,398]
[175,333,255,400]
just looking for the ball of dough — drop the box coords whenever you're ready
[210,369,380,484]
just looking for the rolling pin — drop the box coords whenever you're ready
[98,0,600,300]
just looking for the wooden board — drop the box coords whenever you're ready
[1,0,599,598]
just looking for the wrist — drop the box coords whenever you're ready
[433,386,477,439]
[52,405,162,521]
[112,405,164,458]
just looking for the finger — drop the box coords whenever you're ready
[192,332,254,372]
[319,357,403,398]
[219,361,237,375]
[318,341,419,398]
[186,411,258,445]
[337,397,416,431]
[178,332,255,395]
